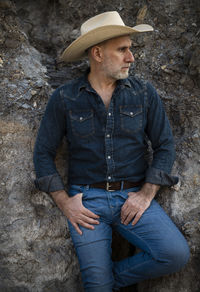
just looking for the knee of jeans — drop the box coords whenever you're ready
[83,271,114,291]
[80,259,114,290]
[161,237,190,272]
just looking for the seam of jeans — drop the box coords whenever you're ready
[115,223,156,260]
[85,282,114,291]
[114,257,153,279]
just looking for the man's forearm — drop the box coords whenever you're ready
[50,190,70,210]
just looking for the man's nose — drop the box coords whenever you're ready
[126,50,135,63]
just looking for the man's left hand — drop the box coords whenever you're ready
[121,183,160,226]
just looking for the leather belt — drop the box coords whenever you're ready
[88,180,144,191]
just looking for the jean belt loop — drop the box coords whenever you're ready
[121,181,124,191]
[85,184,90,191]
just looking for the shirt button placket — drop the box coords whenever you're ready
[105,106,114,182]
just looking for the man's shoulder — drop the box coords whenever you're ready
[127,75,149,89]
[127,75,156,94]
[55,75,85,99]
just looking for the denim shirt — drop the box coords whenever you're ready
[33,73,178,193]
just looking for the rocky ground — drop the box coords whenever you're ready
[0,0,199,291]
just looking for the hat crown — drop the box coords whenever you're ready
[81,11,125,35]
[61,11,153,62]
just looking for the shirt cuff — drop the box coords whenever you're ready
[145,167,179,186]
[34,173,65,193]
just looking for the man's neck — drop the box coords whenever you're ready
[88,68,117,109]
[88,69,116,92]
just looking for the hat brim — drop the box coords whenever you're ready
[60,24,153,62]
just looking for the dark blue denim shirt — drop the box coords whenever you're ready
[33,73,178,193]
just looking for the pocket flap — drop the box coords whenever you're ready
[69,110,93,122]
[120,105,142,117]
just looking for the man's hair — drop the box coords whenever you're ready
[85,39,109,57]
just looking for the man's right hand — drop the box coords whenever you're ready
[50,190,100,235]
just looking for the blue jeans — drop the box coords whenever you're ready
[68,184,190,292]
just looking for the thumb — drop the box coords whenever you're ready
[127,191,136,197]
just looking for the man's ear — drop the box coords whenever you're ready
[90,45,104,63]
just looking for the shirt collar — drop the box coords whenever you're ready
[78,68,132,92]
[117,78,131,88]
[78,68,94,92]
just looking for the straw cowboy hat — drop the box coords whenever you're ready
[60,11,153,62]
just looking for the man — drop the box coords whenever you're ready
[34,11,189,292]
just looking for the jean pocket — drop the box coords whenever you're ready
[120,105,143,134]
[67,220,85,244]
[69,109,95,138]
[68,184,85,197]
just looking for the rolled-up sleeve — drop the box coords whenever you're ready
[33,88,66,193]
[144,82,179,186]
[145,167,178,186]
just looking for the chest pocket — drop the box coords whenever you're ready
[69,110,95,138]
[120,105,143,134]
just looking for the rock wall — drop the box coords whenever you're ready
[0,0,199,291]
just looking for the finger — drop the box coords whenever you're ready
[78,220,95,230]
[127,191,136,197]
[72,192,83,201]
[121,208,127,221]
[121,201,129,215]
[121,211,127,223]
[121,209,131,224]
[72,222,83,235]
[74,192,83,197]
[123,212,135,225]
[121,214,128,224]
[83,207,100,218]
[132,211,143,226]
[121,204,131,222]
[80,214,99,225]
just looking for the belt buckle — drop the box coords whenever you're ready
[106,182,115,192]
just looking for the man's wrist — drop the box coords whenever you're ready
[140,182,160,200]
[50,190,70,206]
